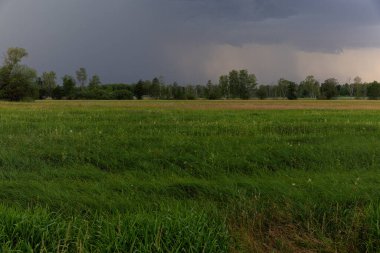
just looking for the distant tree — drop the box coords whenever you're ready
[89,75,101,89]
[0,48,29,89]
[149,77,160,99]
[238,70,256,99]
[339,83,351,97]
[228,70,240,98]
[219,75,229,98]
[224,69,256,99]
[134,80,145,99]
[299,75,320,98]
[354,76,362,85]
[52,86,64,100]
[346,77,354,97]
[205,80,222,100]
[367,81,380,99]
[62,75,76,98]
[41,71,57,97]
[353,76,366,98]
[112,89,133,100]
[195,85,206,99]
[286,82,298,100]
[76,67,87,88]
[277,78,289,98]
[256,85,268,100]
[0,48,38,101]
[172,82,186,100]
[320,78,338,99]
[6,65,38,101]
[3,47,28,66]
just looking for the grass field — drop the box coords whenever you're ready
[0,100,379,252]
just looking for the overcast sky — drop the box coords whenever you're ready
[0,0,380,84]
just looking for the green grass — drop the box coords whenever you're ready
[0,100,378,251]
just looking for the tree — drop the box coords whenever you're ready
[320,78,338,99]
[228,70,240,98]
[0,48,29,89]
[89,75,101,89]
[0,48,38,101]
[299,75,320,98]
[219,75,229,98]
[76,67,87,88]
[3,47,28,66]
[134,80,145,99]
[353,76,366,98]
[41,71,57,97]
[185,85,197,100]
[277,78,289,98]
[205,80,222,100]
[225,69,256,99]
[62,75,76,98]
[238,70,256,99]
[112,89,133,100]
[367,81,380,99]
[286,82,298,100]
[52,86,64,100]
[339,83,351,97]
[6,65,38,101]
[172,82,186,100]
[149,77,160,99]
[256,85,268,100]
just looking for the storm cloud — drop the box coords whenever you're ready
[0,0,379,84]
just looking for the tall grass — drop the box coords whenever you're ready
[0,205,228,252]
[0,100,377,251]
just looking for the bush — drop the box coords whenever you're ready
[73,89,112,100]
[112,89,134,100]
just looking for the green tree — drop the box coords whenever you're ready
[238,70,256,99]
[277,78,289,98]
[52,86,64,100]
[172,82,186,100]
[89,75,101,89]
[0,48,38,101]
[41,71,57,97]
[256,85,268,100]
[228,70,239,98]
[3,47,28,66]
[286,82,298,100]
[62,75,76,98]
[219,75,229,98]
[134,80,145,100]
[185,85,197,100]
[353,76,366,98]
[320,78,338,99]
[299,75,320,98]
[76,67,87,88]
[226,69,256,99]
[205,80,222,100]
[149,77,161,99]
[367,81,380,99]
[6,65,38,101]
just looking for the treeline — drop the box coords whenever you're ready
[1,47,380,101]
[256,76,380,100]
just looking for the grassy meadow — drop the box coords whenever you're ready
[0,100,379,252]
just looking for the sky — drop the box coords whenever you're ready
[0,0,380,84]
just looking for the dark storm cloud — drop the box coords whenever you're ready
[0,0,379,83]
[174,0,380,51]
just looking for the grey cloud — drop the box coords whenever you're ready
[0,0,379,83]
